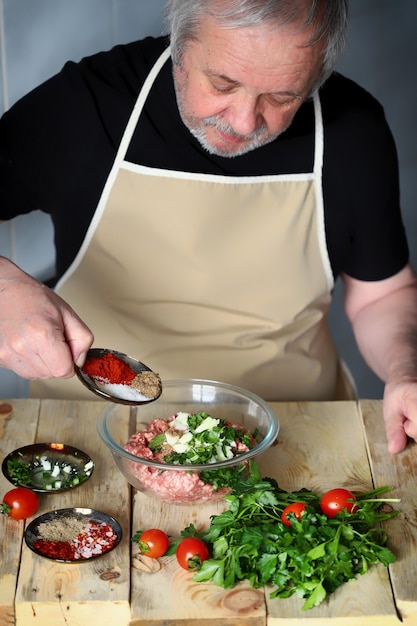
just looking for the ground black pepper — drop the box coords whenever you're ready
[131,371,162,398]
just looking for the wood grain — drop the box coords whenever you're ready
[260,401,398,625]
[257,401,372,493]
[3,399,415,625]
[266,569,400,626]
[360,399,417,625]
[0,400,39,626]
[129,410,266,626]
[12,400,131,626]
[129,401,399,625]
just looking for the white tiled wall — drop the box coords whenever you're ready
[0,0,416,399]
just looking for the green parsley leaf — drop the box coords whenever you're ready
[7,458,31,485]
[169,465,400,610]
[148,432,166,452]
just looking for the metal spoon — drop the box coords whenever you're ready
[75,348,162,405]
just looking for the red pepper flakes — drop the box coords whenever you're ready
[34,520,118,560]
[33,539,75,560]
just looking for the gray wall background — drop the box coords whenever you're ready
[0,0,416,399]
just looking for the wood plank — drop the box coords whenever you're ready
[360,399,417,625]
[129,436,266,625]
[14,400,131,626]
[265,567,399,626]
[4,399,412,625]
[258,402,372,493]
[130,401,399,625]
[0,399,39,626]
[130,539,266,626]
[260,401,398,625]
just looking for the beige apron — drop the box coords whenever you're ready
[32,47,354,401]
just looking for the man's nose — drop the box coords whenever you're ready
[225,93,264,136]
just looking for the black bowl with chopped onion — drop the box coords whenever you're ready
[97,379,279,505]
[2,443,94,493]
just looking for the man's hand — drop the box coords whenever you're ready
[0,257,94,379]
[383,378,417,454]
[343,263,417,454]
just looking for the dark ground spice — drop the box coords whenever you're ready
[38,516,86,542]
[131,371,162,398]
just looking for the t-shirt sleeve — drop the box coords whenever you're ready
[323,74,409,282]
[0,42,145,216]
[0,38,163,276]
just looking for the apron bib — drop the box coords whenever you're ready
[32,47,349,401]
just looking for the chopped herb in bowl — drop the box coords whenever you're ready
[123,410,265,502]
[2,443,95,493]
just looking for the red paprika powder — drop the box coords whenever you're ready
[83,352,135,384]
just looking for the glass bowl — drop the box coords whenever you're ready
[97,378,279,505]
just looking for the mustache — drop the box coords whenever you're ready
[202,115,268,141]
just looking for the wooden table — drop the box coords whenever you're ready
[0,398,416,626]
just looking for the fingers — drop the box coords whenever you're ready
[383,401,407,454]
[0,264,93,380]
[62,306,95,370]
[0,315,91,380]
[386,423,408,455]
[383,384,417,454]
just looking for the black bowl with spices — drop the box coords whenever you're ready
[25,508,122,562]
[2,443,95,493]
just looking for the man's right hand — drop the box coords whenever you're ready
[0,257,94,379]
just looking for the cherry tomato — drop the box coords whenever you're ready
[320,488,357,518]
[138,528,169,558]
[0,487,39,520]
[281,502,307,526]
[176,537,209,571]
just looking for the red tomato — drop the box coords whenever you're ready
[281,502,307,526]
[1,487,39,520]
[320,488,357,518]
[138,528,169,558]
[176,537,209,571]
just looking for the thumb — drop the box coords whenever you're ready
[61,307,94,368]
[385,419,407,455]
[383,394,407,454]
[74,350,89,368]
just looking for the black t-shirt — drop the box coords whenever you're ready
[0,36,408,283]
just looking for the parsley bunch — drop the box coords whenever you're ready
[176,462,399,610]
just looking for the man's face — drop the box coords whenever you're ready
[173,15,323,157]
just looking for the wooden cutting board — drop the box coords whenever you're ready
[1,398,416,626]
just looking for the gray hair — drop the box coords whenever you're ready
[164,0,348,91]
